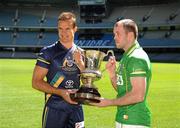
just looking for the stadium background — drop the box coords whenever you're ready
[0,0,180,128]
[0,0,180,62]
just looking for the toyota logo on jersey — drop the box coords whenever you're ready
[65,80,74,88]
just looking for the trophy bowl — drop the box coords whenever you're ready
[71,50,114,104]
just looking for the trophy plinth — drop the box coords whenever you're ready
[71,86,101,104]
[71,50,114,105]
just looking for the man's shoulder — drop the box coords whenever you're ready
[129,48,149,62]
[41,42,59,54]
[38,42,59,60]
[42,42,57,51]
[127,48,151,70]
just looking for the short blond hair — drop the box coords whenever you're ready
[58,12,76,28]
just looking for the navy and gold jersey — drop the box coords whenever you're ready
[38,41,84,127]
[36,41,82,104]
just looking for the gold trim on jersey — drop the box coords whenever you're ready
[45,76,64,102]
[126,40,140,56]
[131,71,146,75]
[42,107,48,128]
[127,46,136,56]
[37,58,50,64]
[54,76,65,88]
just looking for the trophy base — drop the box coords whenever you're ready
[71,86,101,105]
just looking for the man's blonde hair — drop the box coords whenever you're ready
[58,12,76,28]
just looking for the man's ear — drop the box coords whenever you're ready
[74,26,77,32]
[128,32,134,42]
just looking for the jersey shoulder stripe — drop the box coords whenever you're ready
[37,58,50,64]
[130,71,146,75]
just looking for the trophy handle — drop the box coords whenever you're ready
[101,50,115,73]
[104,50,114,57]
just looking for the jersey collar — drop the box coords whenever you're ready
[124,40,140,56]
[57,41,76,51]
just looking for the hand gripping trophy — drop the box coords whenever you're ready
[71,50,114,104]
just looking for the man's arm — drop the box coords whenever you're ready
[32,65,54,93]
[32,65,77,104]
[111,76,146,106]
[106,56,117,91]
[92,76,146,107]
[109,74,118,91]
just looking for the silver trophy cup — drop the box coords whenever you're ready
[71,50,114,104]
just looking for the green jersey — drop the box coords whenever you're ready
[115,41,152,127]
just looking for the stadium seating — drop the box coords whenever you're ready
[15,32,40,46]
[0,10,15,26]
[39,32,58,45]
[0,2,179,49]
[0,31,13,46]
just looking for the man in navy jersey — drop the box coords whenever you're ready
[32,12,85,128]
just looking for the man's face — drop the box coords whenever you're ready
[113,24,128,49]
[58,20,77,44]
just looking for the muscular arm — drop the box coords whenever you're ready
[32,65,77,104]
[32,65,59,94]
[111,77,146,106]
[93,76,146,107]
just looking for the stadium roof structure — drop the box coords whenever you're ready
[109,0,179,5]
[0,0,179,6]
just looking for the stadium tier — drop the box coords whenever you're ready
[0,0,180,62]
[0,3,180,48]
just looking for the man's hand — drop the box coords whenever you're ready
[57,89,78,104]
[73,49,82,62]
[90,98,112,107]
[73,50,85,71]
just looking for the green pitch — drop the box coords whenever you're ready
[0,59,180,128]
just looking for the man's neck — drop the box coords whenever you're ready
[59,41,74,49]
[123,40,136,52]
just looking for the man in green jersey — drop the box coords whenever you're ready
[92,19,152,128]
